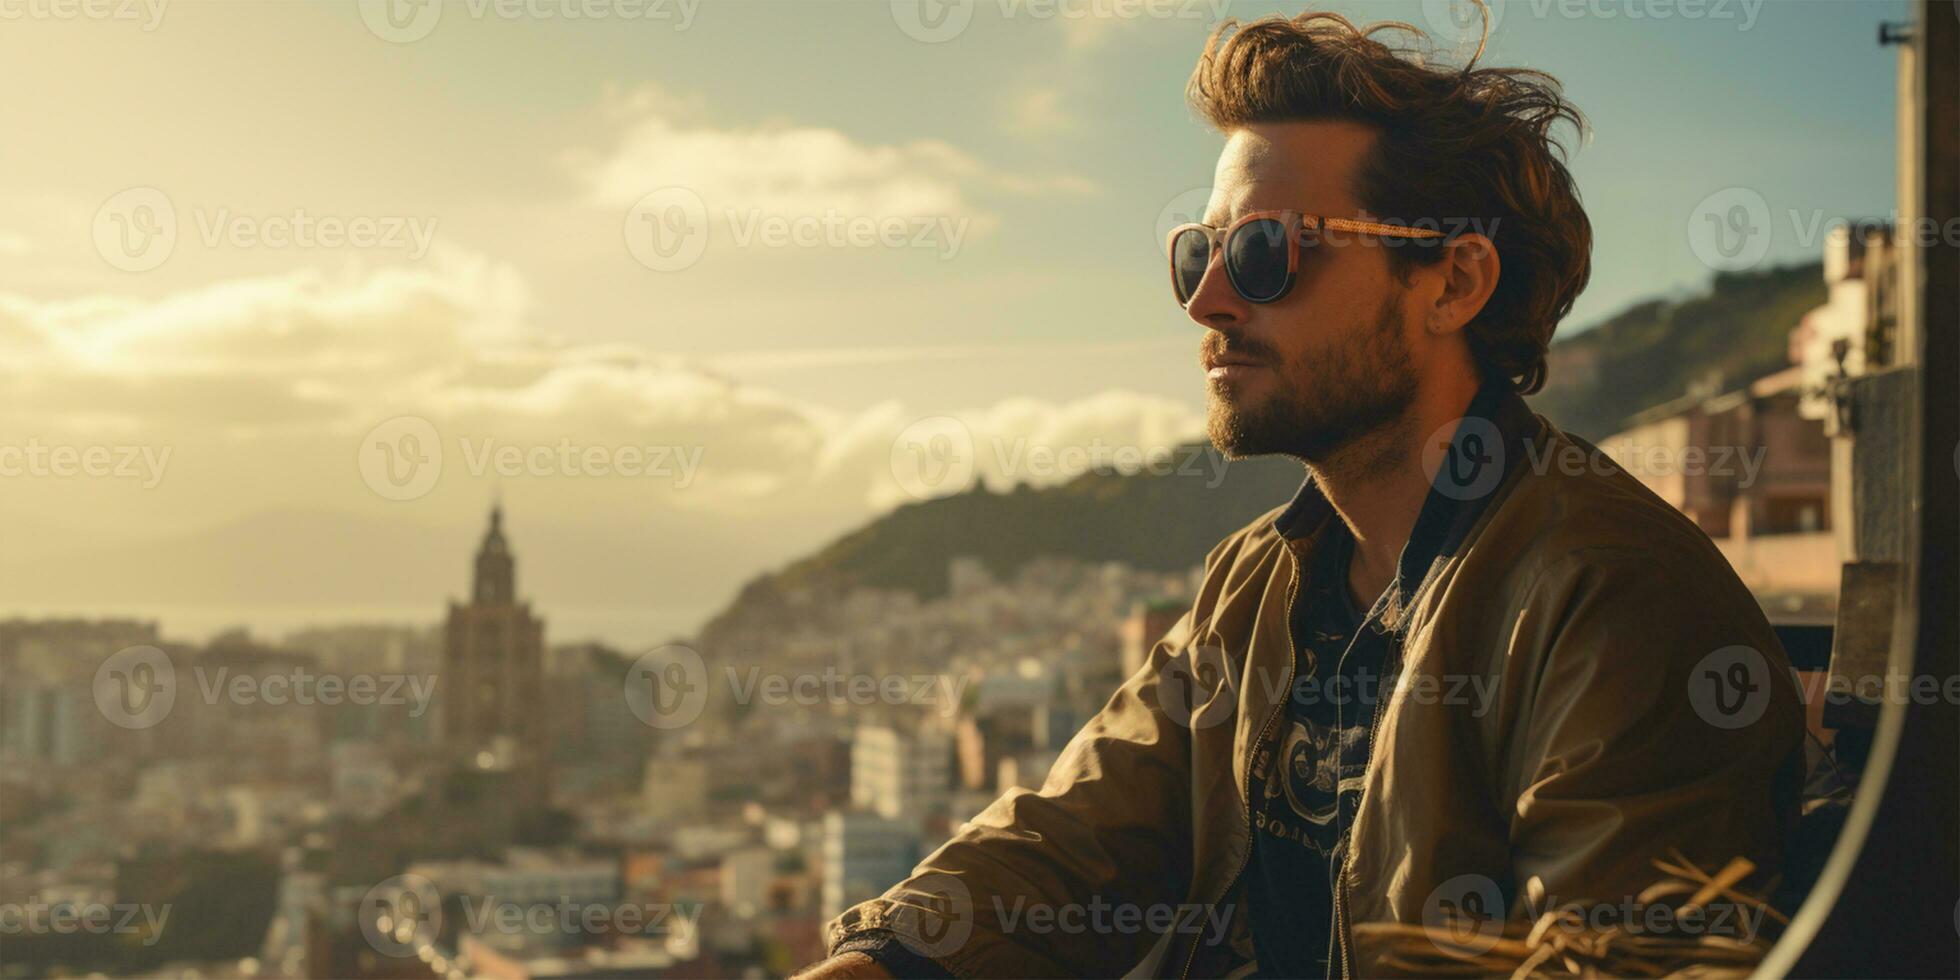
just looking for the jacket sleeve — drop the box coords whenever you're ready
[820,532,1252,978]
[1501,545,1806,918]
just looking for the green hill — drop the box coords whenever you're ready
[699,261,1825,643]
[1531,262,1824,439]
[696,449,1304,648]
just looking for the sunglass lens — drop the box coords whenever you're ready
[1226,217,1292,302]
[1171,228,1211,305]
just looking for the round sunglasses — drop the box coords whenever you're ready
[1167,210,1448,306]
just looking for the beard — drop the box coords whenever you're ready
[1204,290,1419,463]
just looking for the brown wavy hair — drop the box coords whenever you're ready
[1187,4,1591,394]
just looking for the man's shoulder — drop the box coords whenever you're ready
[1483,422,1760,600]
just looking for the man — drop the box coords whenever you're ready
[800,8,1803,978]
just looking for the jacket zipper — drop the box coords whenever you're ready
[1330,617,1398,980]
[1177,539,1304,980]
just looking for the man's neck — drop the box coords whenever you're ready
[1308,383,1480,606]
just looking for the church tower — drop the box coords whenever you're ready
[440,504,547,804]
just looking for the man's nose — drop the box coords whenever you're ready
[1182,247,1250,332]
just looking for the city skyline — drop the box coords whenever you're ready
[0,0,1905,648]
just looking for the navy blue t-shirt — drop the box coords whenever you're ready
[1245,523,1389,979]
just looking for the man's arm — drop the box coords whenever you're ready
[814,600,1218,977]
[791,951,891,980]
[1502,547,1805,911]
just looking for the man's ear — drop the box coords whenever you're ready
[1425,233,1500,336]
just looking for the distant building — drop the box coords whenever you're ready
[850,725,952,824]
[720,845,775,918]
[1120,599,1186,679]
[1791,222,1900,420]
[3,683,96,765]
[440,505,548,806]
[820,811,920,920]
[948,556,994,597]
[643,757,710,823]
[409,847,620,954]
[1602,367,1836,608]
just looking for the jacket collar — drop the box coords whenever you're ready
[1270,383,1543,617]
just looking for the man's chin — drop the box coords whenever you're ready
[1205,398,1274,460]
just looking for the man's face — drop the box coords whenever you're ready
[1187,121,1425,462]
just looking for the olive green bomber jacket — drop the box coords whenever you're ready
[824,390,1804,978]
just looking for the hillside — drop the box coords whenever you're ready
[699,261,1825,643]
[1531,262,1825,439]
[696,449,1305,647]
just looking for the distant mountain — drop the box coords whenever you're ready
[697,449,1304,648]
[1530,262,1825,440]
[700,262,1827,640]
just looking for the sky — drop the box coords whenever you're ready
[0,0,1905,645]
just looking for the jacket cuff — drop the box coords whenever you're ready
[833,932,954,979]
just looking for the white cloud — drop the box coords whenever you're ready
[569,86,1094,228]
[0,260,1203,530]
[1001,86,1073,137]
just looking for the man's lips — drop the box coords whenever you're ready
[1204,353,1270,380]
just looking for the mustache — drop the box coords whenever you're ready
[1200,332,1280,366]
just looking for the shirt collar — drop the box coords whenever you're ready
[1271,382,1542,611]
